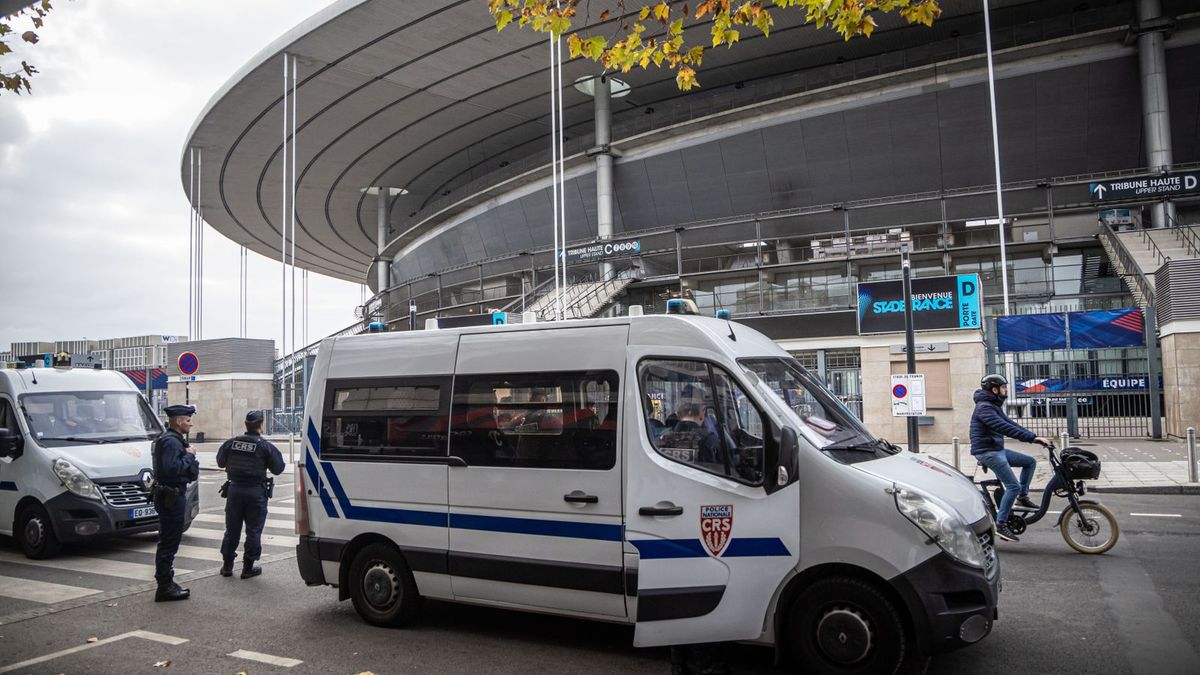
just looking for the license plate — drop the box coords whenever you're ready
[129,506,157,519]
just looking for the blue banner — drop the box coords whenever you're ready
[997,313,1068,352]
[1015,375,1159,393]
[1068,308,1144,349]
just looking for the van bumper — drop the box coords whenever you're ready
[43,482,200,542]
[296,534,344,586]
[889,551,999,656]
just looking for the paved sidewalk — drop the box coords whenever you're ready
[903,438,1199,494]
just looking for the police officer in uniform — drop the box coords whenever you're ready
[216,410,285,579]
[153,404,200,602]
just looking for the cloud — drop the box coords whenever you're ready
[0,0,360,353]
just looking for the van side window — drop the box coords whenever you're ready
[0,398,16,432]
[450,371,618,470]
[639,359,765,486]
[321,378,449,459]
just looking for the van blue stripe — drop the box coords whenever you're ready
[0,481,16,492]
[450,513,623,541]
[320,459,449,528]
[630,537,790,559]
[630,539,708,559]
[305,421,337,518]
[723,537,791,557]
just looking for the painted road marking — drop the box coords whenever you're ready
[0,549,180,581]
[179,527,296,546]
[1129,513,1182,518]
[228,649,304,667]
[0,630,187,674]
[192,513,293,529]
[110,541,227,563]
[0,575,99,604]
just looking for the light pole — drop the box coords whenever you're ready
[983,0,1011,315]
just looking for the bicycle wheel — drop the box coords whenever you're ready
[1060,502,1119,554]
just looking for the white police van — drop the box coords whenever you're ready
[294,312,998,672]
[0,367,200,558]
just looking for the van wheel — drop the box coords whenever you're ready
[786,577,908,675]
[17,504,61,559]
[348,543,420,627]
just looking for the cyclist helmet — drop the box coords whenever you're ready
[980,373,1008,391]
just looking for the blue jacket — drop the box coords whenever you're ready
[969,389,1035,455]
[155,429,200,487]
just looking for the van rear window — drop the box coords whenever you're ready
[321,378,449,459]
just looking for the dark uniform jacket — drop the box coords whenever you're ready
[216,432,285,485]
[969,389,1036,455]
[155,429,199,488]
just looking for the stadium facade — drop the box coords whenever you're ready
[183,0,1200,440]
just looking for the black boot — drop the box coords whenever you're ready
[219,560,234,577]
[241,563,262,579]
[154,581,190,602]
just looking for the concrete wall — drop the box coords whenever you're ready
[166,378,273,442]
[861,334,985,446]
[1159,328,1200,438]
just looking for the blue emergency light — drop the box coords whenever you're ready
[368,322,385,333]
[715,309,732,319]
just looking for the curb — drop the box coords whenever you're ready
[1090,484,1200,495]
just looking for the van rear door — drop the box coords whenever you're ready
[447,325,628,618]
[625,353,800,646]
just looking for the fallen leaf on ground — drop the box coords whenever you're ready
[154,660,171,668]
[86,637,98,643]
[352,672,375,675]
[105,602,118,607]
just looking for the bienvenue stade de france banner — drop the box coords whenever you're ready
[857,274,982,334]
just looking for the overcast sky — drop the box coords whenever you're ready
[0,0,361,356]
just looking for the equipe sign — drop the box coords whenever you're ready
[891,373,926,417]
[857,274,981,334]
[1089,171,1200,201]
[564,238,641,265]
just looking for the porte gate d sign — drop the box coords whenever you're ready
[891,373,926,417]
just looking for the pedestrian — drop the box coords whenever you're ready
[216,410,285,579]
[153,404,200,602]
[970,374,1053,543]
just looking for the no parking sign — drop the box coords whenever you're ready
[891,373,926,417]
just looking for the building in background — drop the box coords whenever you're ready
[165,338,275,442]
[184,0,1200,440]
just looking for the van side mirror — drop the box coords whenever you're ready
[778,426,799,488]
[0,427,24,459]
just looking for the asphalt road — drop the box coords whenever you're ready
[0,486,1197,674]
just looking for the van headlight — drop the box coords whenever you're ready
[52,458,102,501]
[894,485,985,569]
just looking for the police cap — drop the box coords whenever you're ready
[245,409,264,424]
[164,404,196,418]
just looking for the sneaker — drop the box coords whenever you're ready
[995,523,1020,543]
[1015,495,1038,510]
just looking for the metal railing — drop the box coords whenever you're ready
[1167,211,1200,259]
[1100,221,1156,309]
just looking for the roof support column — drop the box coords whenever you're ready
[592,75,615,286]
[1137,0,1176,228]
[376,188,390,293]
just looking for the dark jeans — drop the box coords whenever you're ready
[220,484,268,565]
[976,449,1037,523]
[154,492,187,584]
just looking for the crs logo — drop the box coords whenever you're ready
[603,240,641,256]
[700,504,733,556]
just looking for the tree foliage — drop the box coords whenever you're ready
[487,0,941,90]
[1,0,53,96]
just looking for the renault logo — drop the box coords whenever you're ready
[140,469,154,489]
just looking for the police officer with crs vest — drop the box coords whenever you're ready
[153,404,200,602]
[217,410,285,579]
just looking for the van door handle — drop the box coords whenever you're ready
[563,492,599,504]
[639,504,684,517]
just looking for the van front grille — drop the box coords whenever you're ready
[98,482,151,507]
[979,530,997,580]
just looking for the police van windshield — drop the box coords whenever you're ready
[738,357,898,463]
[20,391,163,447]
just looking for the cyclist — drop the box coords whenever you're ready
[970,374,1053,542]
